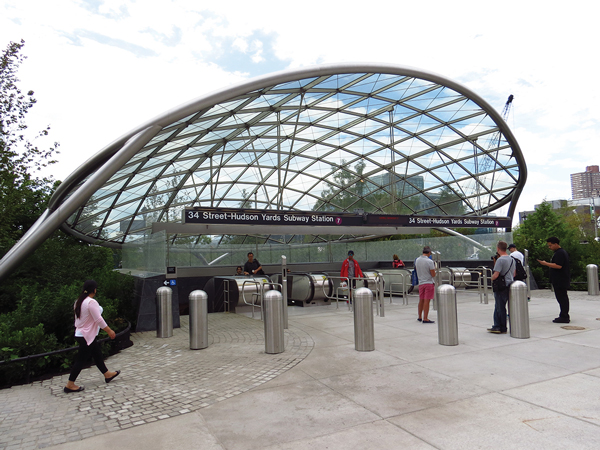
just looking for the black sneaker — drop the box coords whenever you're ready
[487,327,502,334]
[553,318,570,323]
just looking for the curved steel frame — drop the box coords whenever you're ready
[0,63,526,281]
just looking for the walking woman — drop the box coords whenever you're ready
[64,280,120,393]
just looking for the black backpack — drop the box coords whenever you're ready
[512,256,527,281]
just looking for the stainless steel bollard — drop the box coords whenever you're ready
[509,281,529,339]
[156,286,173,338]
[482,269,489,304]
[378,274,385,318]
[281,255,289,329]
[524,249,531,299]
[587,264,599,296]
[189,290,208,349]
[437,284,458,346]
[432,251,441,311]
[264,290,285,354]
[354,287,374,351]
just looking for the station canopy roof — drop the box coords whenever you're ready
[51,63,525,246]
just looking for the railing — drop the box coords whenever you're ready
[242,279,264,319]
[241,280,282,320]
[223,279,231,312]
[320,274,385,316]
[384,269,412,305]
[0,321,131,386]
[320,274,355,311]
[477,266,492,304]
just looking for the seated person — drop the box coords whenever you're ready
[234,266,244,276]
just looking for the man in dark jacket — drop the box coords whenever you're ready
[244,252,264,276]
[537,236,570,323]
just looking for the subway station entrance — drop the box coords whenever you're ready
[124,207,514,330]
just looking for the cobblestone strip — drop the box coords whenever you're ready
[0,313,314,450]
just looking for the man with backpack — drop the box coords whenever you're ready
[508,244,524,264]
[488,241,515,334]
[509,244,527,282]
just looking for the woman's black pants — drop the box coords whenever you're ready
[68,336,108,382]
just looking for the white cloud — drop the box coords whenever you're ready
[1,0,599,226]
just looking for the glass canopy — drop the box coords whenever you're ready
[57,65,524,246]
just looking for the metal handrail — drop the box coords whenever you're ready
[374,273,385,317]
[0,321,131,385]
[454,267,484,301]
[223,279,230,313]
[242,279,263,319]
[451,268,478,289]
[477,266,492,304]
[321,274,384,315]
[385,269,412,305]
[241,280,282,320]
[320,274,355,310]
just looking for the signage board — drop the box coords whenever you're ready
[184,208,364,226]
[183,208,511,229]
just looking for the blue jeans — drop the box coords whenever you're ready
[493,289,509,332]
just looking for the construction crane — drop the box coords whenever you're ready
[474,94,514,213]
[495,94,514,147]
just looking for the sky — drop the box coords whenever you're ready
[1,0,599,226]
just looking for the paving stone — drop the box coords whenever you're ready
[0,312,313,450]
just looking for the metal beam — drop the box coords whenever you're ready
[0,126,162,281]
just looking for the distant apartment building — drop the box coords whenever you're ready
[571,165,600,199]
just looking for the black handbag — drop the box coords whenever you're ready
[492,259,514,293]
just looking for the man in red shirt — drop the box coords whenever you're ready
[341,250,364,302]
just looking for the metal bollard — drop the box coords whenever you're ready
[354,287,374,351]
[587,264,599,296]
[156,286,173,338]
[378,275,385,317]
[437,284,458,346]
[432,251,441,311]
[281,255,289,328]
[509,281,529,339]
[524,249,531,299]
[482,269,489,304]
[264,290,285,354]
[189,290,208,349]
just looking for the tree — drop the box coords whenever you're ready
[0,40,59,253]
[513,201,589,287]
[314,161,426,215]
[0,42,135,385]
[437,186,466,216]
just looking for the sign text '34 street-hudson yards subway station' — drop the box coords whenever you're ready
[184,208,511,228]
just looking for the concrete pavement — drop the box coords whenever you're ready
[2,289,600,449]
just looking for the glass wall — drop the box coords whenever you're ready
[121,231,513,273]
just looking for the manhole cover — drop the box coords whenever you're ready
[561,325,585,330]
